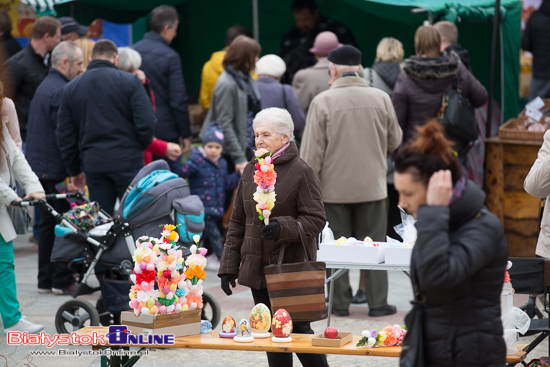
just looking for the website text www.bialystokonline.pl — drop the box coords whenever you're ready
[29,349,150,357]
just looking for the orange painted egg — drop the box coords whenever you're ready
[249,303,271,334]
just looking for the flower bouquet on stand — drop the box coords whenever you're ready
[121,225,206,337]
[356,325,407,348]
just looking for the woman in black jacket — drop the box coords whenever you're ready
[393,120,507,367]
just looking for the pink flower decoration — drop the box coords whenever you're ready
[199,248,208,257]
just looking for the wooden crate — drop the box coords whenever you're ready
[485,138,542,257]
[120,309,201,337]
[498,117,547,141]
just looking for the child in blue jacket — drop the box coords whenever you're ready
[170,122,240,262]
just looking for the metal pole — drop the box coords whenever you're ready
[252,0,259,42]
[487,0,501,138]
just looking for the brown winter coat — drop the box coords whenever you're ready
[392,51,487,146]
[218,142,326,290]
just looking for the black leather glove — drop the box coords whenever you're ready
[261,220,280,241]
[220,274,237,296]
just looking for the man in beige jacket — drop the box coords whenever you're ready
[301,45,403,317]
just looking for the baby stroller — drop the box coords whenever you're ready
[17,161,221,334]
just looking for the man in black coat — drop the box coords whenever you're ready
[279,0,357,84]
[522,0,550,100]
[57,40,156,215]
[2,16,61,142]
[434,21,471,71]
[132,5,191,153]
[26,41,84,295]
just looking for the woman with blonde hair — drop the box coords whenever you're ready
[364,37,404,96]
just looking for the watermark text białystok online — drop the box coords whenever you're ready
[7,325,175,348]
[29,349,150,357]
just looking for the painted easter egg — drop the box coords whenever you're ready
[249,303,271,334]
[271,309,293,338]
[238,319,251,337]
[222,316,237,333]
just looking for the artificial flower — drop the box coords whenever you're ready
[185,266,206,280]
[254,169,277,187]
[255,148,268,157]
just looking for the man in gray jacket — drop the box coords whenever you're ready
[301,45,403,317]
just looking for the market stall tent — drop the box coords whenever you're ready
[25,0,521,121]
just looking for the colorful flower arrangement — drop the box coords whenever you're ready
[129,225,207,316]
[253,148,276,225]
[356,325,407,348]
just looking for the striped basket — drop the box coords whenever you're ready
[264,222,328,323]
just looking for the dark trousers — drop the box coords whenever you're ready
[251,288,329,367]
[387,184,401,240]
[38,179,74,289]
[325,200,389,310]
[86,168,141,216]
[204,215,223,260]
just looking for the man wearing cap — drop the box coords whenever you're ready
[301,45,403,317]
[280,0,356,84]
[292,31,340,115]
[59,17,88,41]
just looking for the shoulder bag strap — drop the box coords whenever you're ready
[276,221,311,264]
[368,69,374,87]
[281,84,287,110]
[0,144,16,188]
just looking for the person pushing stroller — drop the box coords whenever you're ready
[170,122,240,268]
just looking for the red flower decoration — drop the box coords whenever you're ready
[135,269,156,284]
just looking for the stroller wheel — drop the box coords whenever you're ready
[201,291,221,329]
[55,299,100,334]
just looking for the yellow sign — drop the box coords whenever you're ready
[0,0,37,37]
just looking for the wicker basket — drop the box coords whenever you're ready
[498,116,547,141]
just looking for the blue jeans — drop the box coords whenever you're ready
[0,235,21,328]
[85,168,141,216]
[203,215,223,260]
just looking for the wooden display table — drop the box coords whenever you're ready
[485,137,543,256]
[75,326,526,365]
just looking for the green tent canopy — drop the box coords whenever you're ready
[53,0,521,121]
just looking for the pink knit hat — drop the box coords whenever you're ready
[309,31,342,56]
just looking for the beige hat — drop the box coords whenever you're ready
[255,54,287,78]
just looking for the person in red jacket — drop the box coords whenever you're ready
[117,47,181,164]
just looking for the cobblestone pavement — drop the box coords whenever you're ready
[0,229,546,366]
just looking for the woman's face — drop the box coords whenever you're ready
[393,171,427,219]
[254,120,289,153]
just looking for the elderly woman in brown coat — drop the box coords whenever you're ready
[218,107,328,367]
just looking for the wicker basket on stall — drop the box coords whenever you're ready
[498,116,548,141]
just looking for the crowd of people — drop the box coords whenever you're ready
[0,0,512,366]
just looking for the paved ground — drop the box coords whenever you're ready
[0,222,547,366]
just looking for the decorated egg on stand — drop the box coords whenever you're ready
[233,318,254,343]
[250,303,271,338]
[219,316,237,338]
[271,308,293,343]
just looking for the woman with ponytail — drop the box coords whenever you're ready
[394,120,507,367]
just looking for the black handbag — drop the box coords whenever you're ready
[1,145,32,235]
[438,76,479,146]
[400,269,426,367]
